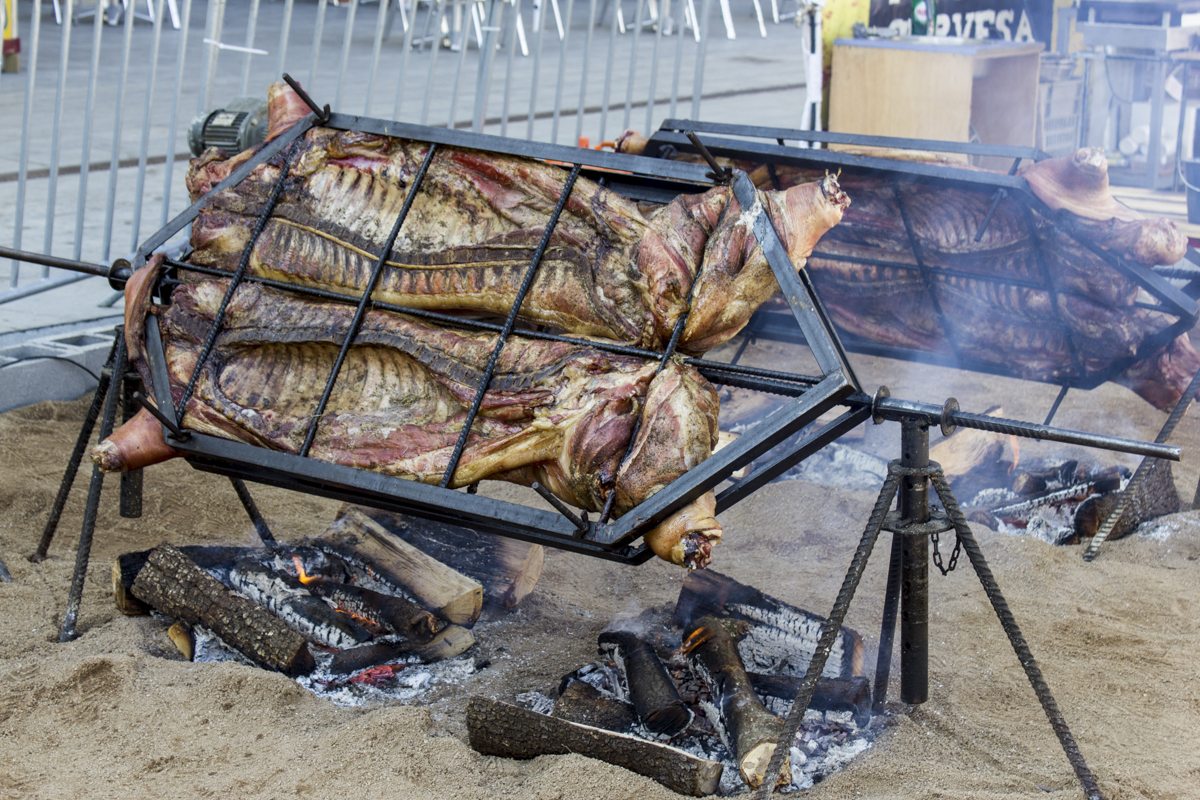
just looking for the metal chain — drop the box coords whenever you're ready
[930,526,961,576]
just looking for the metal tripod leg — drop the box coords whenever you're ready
[229,478,277,546]
[871,533,902,713]
[59,331,128,643]
[118,367,144,519]
[32,331,120,562]
[754,473,899,800]
[929,471,1104,800]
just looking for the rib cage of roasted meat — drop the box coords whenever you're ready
[617,135,1197,411]
[94,83,852,569]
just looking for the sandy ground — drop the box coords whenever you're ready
[1,353,1198,799]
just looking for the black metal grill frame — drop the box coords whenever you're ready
[133,111,861,564]
[641,119,1200,392]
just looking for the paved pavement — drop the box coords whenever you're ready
[1,0,812,335]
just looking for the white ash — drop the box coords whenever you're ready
[515,690,556,716]
[1134,511,1200,542]
[770,443,890,492]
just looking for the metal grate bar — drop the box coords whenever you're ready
[439,163,584,488]
[174,146,297,419]
[298,144,439,457]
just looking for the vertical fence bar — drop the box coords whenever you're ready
[334,0,360,109]
[160,0,195,227]
[101,0,142,260]
[644,0,663,133]
[309,0,330,90]
[197,0,228,117]
[364,0,390,115]
[669,0,684,118]
[622,0,644,132]
[549,0,574,143]
[598,0,619,141]
[239,0,262,96]
[129,0,168,253]
[10,0,42,287]
[690,0,709,119]
[72,6,105,261]
[391,0,421,119]
[275,0,296,77]
[526,0,546,139]
[420,0,447,124]
[500,0,518,136]
[469,0,501,131]
[575,0,595,143]
[42,0,74,265]
[450,0,477,127]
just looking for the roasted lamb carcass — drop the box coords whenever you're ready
[617,134,1197,411]
[94,85,851,569]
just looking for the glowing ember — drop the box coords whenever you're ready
[679,626,712,655]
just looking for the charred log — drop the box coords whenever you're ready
[309,581,441,642]
[130,544,314,675]
[350,507,544,609]
[1071,459,1180,543]
[327,624,476,673]
[227,558,372,648]
[683,615,791,789]
[748,673,872,726]
[674,570,864,679]
[598,630,692,737]
[466,696,723,797]
[326,508,484,626]
[553,679,638,732]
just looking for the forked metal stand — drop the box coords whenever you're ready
[757,413,1103,800]
[32,326,276,642]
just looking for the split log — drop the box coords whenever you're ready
[466,696,723,797]
[310,582,441,642]
[674,570,864,679]
[748,673,872,726]
[597,631,692,736]
[683,615,791,789]
[167,621,194,661]
[327,625,476,674]
[930,406,1006,480]
[553,680,637,732]
[130,545,314,675]
[326,508,483,626]
[112,545,257,615]
[349,505,544,608]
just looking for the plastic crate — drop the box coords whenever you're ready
[1037,77,1084,156]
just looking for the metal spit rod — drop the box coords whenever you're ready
[0,244,1182,464]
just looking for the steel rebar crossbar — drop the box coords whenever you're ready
[439,163,584,488]
[174,145,297,420]
[298,144,440,457]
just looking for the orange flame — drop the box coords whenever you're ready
[680,626,712,656]
[292,555,319,585]
[334,607,378,628]
[1008,435,1021,474]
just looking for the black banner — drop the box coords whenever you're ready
[868,0,1054,44]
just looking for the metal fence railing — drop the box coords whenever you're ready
[1,0,816,312]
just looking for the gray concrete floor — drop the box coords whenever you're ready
[0,0,811,335]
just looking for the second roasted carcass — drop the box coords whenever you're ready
[616,133,1197,411]
[94,85,852,569]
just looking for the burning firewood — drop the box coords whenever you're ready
[466,696,723,797]
[553,679,637,732]
[682,616,792,789]
[228,558,373,649]
[597,630,692,737]
[673,570,864,679]
[326,507,484,626]
[130,544,314,675]
[1070,459,1180,544]
[747,673,872,727]
[344,506,545,609]
[327,625,476,674]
